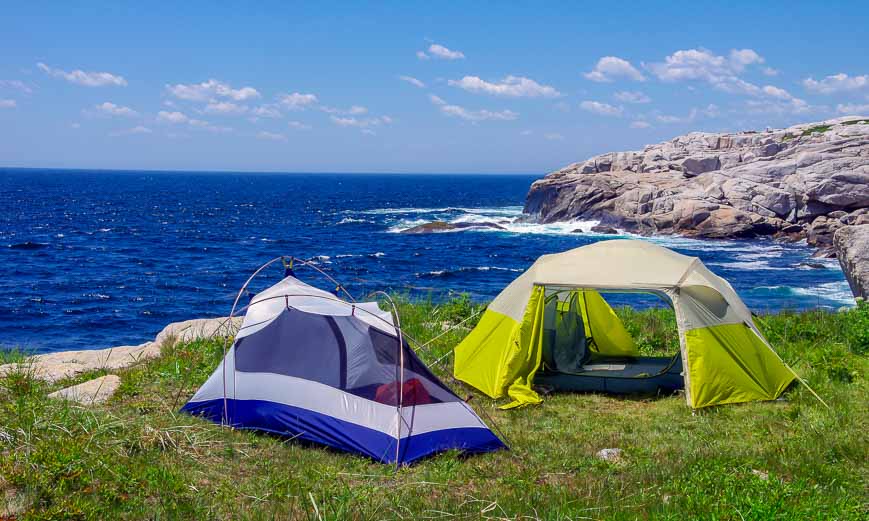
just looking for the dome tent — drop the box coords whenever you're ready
[182,260,505,465]
[453,240,801,409]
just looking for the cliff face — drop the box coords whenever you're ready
[525,117,869,256]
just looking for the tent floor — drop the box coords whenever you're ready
[535,356,684,395]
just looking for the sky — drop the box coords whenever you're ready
[2,1,869,173]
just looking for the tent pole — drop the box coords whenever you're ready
[370,291,405,470]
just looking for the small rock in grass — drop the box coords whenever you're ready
[48,374,121,405]
[596,448,623,462]
[751,469,769,480]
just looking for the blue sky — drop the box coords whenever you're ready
[1,1,868,173]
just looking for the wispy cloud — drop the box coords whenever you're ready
[94,102,138,117]
[287,121,311,130]
[278,92,318,110]
[543,132,564,141]
[448,75,562,98]
[329,115,391,128]
[111,125,152,136]
[430,94,517,122]
[0,80,32,94]
[803,73,868,94]
[584,56,645,82]
[614,91,651,104]
[0,99,16,108]
[251,105,282,118]
[630,120,651,129]
[37,62,127,87]
[836,103,869,114]
[579,100,623,117]
[321,105,368,115]
[157,110,190,124]
[165,79,260,101]
[257,131,287,142]
[399,75,426,88]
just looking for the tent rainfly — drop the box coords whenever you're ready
[453,240,803,409]
[182,272,505,465]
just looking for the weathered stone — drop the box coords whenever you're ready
[525,116,869,252]
[834,224,869,300]
[400,221,506,233]
[47,375,121,405]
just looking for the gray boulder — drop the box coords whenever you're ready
[834,224,869,300]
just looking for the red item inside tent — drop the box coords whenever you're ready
[374,378,433,406]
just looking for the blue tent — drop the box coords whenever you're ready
[182,275,504,465]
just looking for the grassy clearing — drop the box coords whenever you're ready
[1,300,867,520]
[801,125,833,136]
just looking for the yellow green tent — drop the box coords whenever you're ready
[453,240,799,409]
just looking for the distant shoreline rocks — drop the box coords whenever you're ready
[399,220,507,233]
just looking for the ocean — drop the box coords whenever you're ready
[0,168,854,353]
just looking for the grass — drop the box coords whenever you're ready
[1,299,867,520]
[842,119,869,126]
[801,125,832,136]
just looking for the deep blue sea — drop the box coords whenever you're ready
[0,169,854,353]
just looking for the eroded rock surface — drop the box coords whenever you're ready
[525,117,869,256]
[47,374,122,405]
[834,224,869,300]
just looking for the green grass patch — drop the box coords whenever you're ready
[842,119,869,126]
[1,301,867,519]
[801,124,832,136]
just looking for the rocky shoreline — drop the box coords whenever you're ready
[0,316,240,404]
[524,116,869,300]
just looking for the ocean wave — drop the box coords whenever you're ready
[416,266,524,279]
[336,217,371,225]
[749,282,855,306]
[708,260,790,271]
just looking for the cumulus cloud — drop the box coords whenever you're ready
[37,62,127,87]
[0,99,16,108]
[399,75,426,88]
[203,101,248,114]
[836,103,869,114]
[251,105,282,118]
[0,80,32,94]
[579,100,623,117]
[94,102,138,117]
[426,43,465,60]
[165,79,260,101]
[287,121,312,130]
[729,49,765,71]
[584,57,645,82]
[157,110,189,124]
[448,75,562,98]
[416,51,430,60]
[614,90,651,104]
[654,104,722,124]
[257,131,287,142]
[278,92,318,110]
[645,48,777,97]
[803,73,868,94]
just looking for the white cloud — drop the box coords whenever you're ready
[37,62,127,87]
[729,49,765,71]
[399,75,426,88]
[584,56,645,82]
[165,79,260,101]
[803,73,868,94]
[330,115,391,128]
[361,129,376,136]
[257,131,287,142]
[0,99,16,108]
[94,102,138,117]
[553,101,570,113]
[614,90,651,104]
[321,105,368,115]
[416,51,430,60]
[287,121,312,130]
[630,120,651,129]
[429,94,517,121]
[112,125,152,136]
[544,132,564,141]
[157,111,190,124]
[429,94,446,105]
[427,43,465,60]
[251,105,282,118]
[836,103,869,114]
[579,100,623,117]
[203,101,248,114]
[0,80,32,94]
[762,67,779,77]
[278,92,318,110]
[448,75,562,98]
